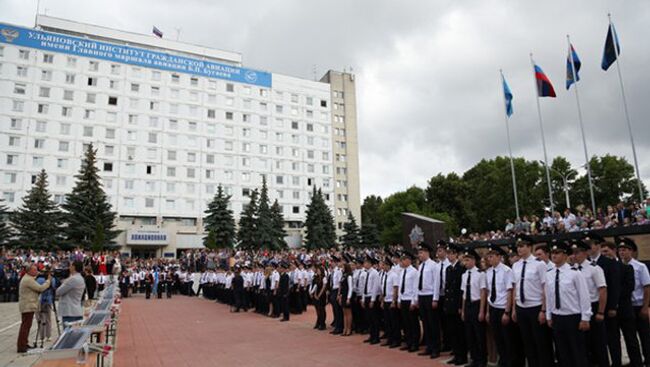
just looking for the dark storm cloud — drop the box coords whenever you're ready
[3,0,648,197]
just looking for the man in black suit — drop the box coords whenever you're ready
[601,241,643,366]
[232,268,245,312]
[585,232,621,366]
[278,262,290,321]
[443,244,468,366]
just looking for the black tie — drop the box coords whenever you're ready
[520,261,527,303]
[401,268,406,294]
[356,272,361,288]
[555,269,561,309]
[364,270,370,294]
[419,261,426,291]
[439,262,444,292]
[466,270,472,302]
[382,273,387,297]
[490,268,497,303]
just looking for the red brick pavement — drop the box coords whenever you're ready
[115,295,449,367]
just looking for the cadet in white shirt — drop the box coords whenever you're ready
[416,243,442,359]
[484,244,514,367]
[616,237,650,365]
[461,248,487,367]
[545,240,591,367]
[329,257,344,334]
[435,241,452,352]
[360,256,381,344]
[398,250,420,352]
[570,239,608,367]
[512,235,553,367]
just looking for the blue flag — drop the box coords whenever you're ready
[502,74,513,117]
[566,44,581,90]
[601,23,620,71]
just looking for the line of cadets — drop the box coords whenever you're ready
[117,267,197,299]
[195,232,649,367]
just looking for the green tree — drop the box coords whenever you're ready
[0,199,12,246]
[62,144,119,249]
[10,170,63,249]
[572,154,646,208]
[342,212,361,248]
[547,156,578,211]
[304,187,336,249]
[359,223,380,248]
[255,176,275,250]
[237,189,259,250]
[361,195,383,230]
[270,199,287,250]
[203,185,236,249]
[378,186,428,245]
[425,172,469,227]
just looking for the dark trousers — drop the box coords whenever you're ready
[329,290,343,331]
[418,295,440,353]
[587,303,610,367]
[382,302,400,345]
[516,305,552,367]
[281,294,290,320]
[633,306,650,366]
[400,300,419,349]
[489,306,512,367]
[314,296,326,328]
[439,296,450,349]
[465,301,486,365]
[446,311,468,361]
[17,312,34,352]
[364,297,380,341]
[552,314,587,367]
[606,315,622,367]
[619,313,643,366]
[145,283,152,299]
[351,295,365,332]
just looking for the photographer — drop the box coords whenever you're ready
[55,261,85,326]
[17,264,51,353]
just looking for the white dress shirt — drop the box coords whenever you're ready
[461,266,487,302]
[398,265,419,303]
[438,258,451,296]
[486,262,514,309]
[362,268,380,302]
[545,263,592,321]
[355,268,366,296]
[628,258,650,307]
[332,267,342,290]
[512,255,548,308]
[575,260,606,303]
[417,258,441,300]
[382,268,399,302]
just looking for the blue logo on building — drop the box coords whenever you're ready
[0,23,272,88]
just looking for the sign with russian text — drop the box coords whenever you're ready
[0,23,272,88]
[126,230,169,245]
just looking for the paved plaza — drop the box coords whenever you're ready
[115,295,447,367]
[0,303,55,367]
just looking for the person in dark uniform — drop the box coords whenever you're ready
[165,270,173,298]
[616,237,650,366]
[84,268,97,300]
[601,241,644,366]
[444,244,468,365]
[416,242,442,359]
[461,247,488,367]
[585,232,621,367]
[144,269,153,299]
[119,270,130,298]
[545,240,591,367]
[311,266,328,330]
[232,267,245,312]
[339,262,354,336]
[278,262,290,321]
[157,270,165,299]
[361,256,381,344]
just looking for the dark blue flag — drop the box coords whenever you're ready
[566,44,581,90]
[601,23,620,71]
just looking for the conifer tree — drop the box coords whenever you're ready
[203,185,236,249]
[304,187,337,249]
[270,199,287,250]
[255,176,275,250]
[11,170,62,249]
[0,199,12,247]
[237,189,258,249]
[62,144,118,249]
[342,212,361,248]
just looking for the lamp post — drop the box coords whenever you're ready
[540,161,571,210]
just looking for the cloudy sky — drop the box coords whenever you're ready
[2,0,649,199]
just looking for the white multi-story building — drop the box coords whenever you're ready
[0,16,359,257]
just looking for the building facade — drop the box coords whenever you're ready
[0,16,359,256]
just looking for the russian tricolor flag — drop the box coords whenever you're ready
[534,64,556,98]
[152,26,163,38]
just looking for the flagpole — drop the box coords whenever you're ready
[567,35,597,215]
[530,54,555,213]
[608,14,644,202]
[500,70,520,219]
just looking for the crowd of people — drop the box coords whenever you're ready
[2,228,649,366]
[464,201,650,242]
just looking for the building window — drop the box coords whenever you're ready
[145,198,155,208]
[108,96,118,106]
[320,100,327,107]
[226,83,234,92]
[292,206,300,214]
[88,61,99,71]
[103,162,113,172]
[87,77,97,86]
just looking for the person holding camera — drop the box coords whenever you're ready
[55,261,86,326]
[17,264,51,353]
